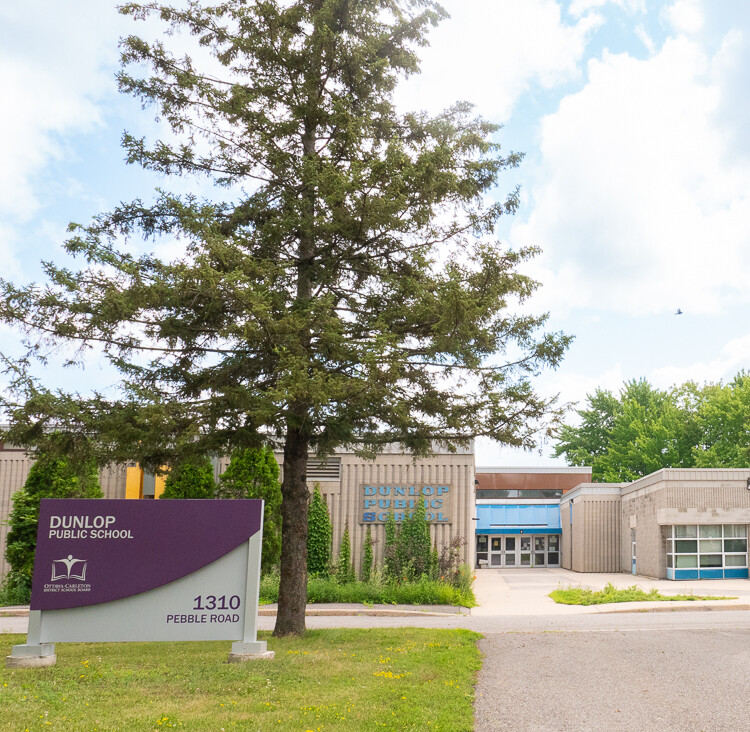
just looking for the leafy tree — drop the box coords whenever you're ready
[161,456,216,499]
[4,451,102,601]
[307,485,332,578]
[554,379,702,481]
[0,0,570,635]
[361,525,374,583]
[693,372,750,467]
[218,446,282,573]
[552,388,621,470]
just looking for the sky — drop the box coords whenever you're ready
[1,0,749,467]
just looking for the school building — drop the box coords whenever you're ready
[1,438,750,582]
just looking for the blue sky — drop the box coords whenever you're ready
[1,0,749,466]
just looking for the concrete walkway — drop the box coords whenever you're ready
[471,567,750,616]
[3,567,750,636]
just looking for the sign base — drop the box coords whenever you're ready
[228,640,274,662]
[6,644,57,668]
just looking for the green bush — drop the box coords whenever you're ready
[398,499,432,579]
[307,484,332,577]
[334,523,355,584]
[3,451,102,603]
[218,446,282,574]
[258,569,281,604]
[161,456,216,499]
[361,525,374,582]
[258,571,475,608]
[383,510,399,581]
[437,536,467,584]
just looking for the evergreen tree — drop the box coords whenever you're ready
[0,0,570,635]
[307,485,332,577]
[383,510,400,582]
[4,451,102,601]
[361,525,374,583]
[335,521,354,584]
[218,446,282,573]
[161,456,216,499]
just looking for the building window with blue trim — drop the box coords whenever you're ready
[666,524,748,579]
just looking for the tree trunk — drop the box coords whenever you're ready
[273,426,310,636]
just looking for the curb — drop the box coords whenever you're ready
[258,608,467,617]
[2,605,469,619]
[592,602,750,614]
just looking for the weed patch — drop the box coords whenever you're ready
[549,582,736,605]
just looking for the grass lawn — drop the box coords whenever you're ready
[0,628,481,731]
[549,582,736,606]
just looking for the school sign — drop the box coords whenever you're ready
[8,499,269,667]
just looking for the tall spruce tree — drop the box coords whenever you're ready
[0,0,569,635]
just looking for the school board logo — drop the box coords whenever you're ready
[51,555,88,582]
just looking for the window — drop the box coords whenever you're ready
[666,525,748,579]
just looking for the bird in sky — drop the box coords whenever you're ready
[675,308,683,315]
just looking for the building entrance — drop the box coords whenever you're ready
[477,534,560,568]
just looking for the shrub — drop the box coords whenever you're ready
[438,535,467,584]
[161,456,216,499]
[307,484,332,577]
[334,522,355,584]
[218,446,282,573]
[4,451,102,603]
[361,525,374,582]
[383,510,399,581]
[398,498,432,579]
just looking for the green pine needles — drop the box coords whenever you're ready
[0,0,571,635]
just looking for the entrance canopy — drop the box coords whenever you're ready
[475,504,561,535]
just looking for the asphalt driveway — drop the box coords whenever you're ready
[475,628,750,731]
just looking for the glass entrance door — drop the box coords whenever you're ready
[481,534,561,567]
[503,537,517,566]
[510,535,560,567]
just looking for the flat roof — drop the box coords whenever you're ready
[476,466,592,474]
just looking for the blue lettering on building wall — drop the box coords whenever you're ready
[360,485,452,524]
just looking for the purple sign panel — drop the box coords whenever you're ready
[31,499,263,611]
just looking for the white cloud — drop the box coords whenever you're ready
[635,24,656,54]
[475,362,626,465]
[663,0,704,36]
[650,332,750,388]
[395,0,600,120]
[514,30,750,317]
[0,3,126,224]
[570,0,646,17]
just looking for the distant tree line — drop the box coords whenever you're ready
[553,372,750,482]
